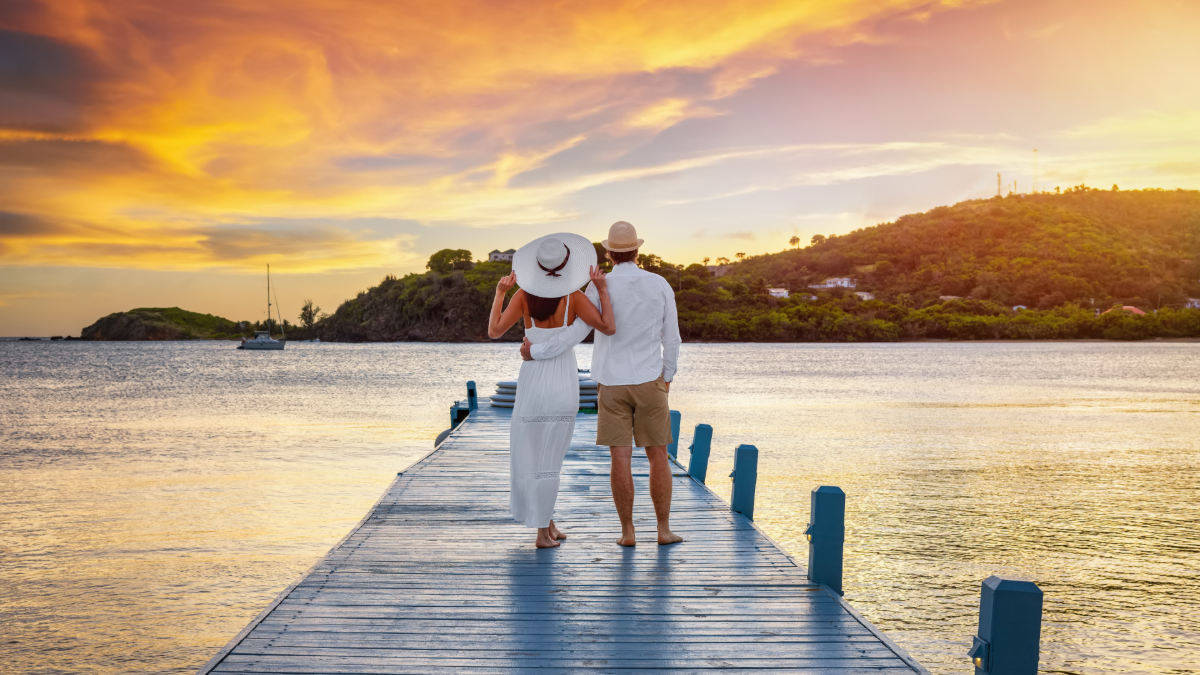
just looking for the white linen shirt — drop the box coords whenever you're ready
[530,262,681,386]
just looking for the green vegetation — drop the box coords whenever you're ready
[298,299,324,330]
[315,188,1200,342]
[727,187,1200,309]
[81,307,257,340]
[647,188,1200,341]
[315,262,519,342]
[426,249,476,274]
[100,189,1195,342]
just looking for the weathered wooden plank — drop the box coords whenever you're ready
[216,652,912,668]
[248,624,883,634]
[216,662,912,667]
[198,403,925,675]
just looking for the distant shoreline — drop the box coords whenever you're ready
[6,336,1199,344]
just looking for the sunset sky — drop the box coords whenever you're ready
[2,0,1199,335]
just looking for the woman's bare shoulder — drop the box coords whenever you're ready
[570,290,593,307]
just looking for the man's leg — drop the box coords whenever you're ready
[645,446,683,545]
[610,446,636,546]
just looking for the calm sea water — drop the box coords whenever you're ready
[1,341,1197,674]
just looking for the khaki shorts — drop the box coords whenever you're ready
[596,376,673,448]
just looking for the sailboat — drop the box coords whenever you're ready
[238,265,286,350]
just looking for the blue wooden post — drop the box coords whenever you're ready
[729,444,758,520]
[805,486,845,594]
[667,410,681,459]
[687,424,713,483]
[969,576,1043,675]
[466,381,478,411]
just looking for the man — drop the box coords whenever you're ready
[520,221,683,546]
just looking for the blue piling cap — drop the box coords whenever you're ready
[983,575,1043,596]
[813,485,845,495]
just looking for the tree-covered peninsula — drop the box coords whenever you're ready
[81,307,251,340]
[314,188,1200,342]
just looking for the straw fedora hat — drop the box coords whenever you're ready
[511,232,597,298]
[601,221,643,252]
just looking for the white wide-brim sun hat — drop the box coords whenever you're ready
[512,232,597,298]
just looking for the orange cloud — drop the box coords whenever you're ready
[0,0,984,270]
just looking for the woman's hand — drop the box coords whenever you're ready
[497,272,517,295]
[588,266,607,292]
[581,266,616,336]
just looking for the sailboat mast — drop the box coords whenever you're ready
[267,264,272,336]
[274,283,285,339]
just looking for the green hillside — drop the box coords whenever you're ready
[315,261,522,342]
[729,187,1200,308]
[81,307,251,340]
[304,187,1200,342]
[656,187,1200,341]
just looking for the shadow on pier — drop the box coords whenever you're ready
[198,396,927,674]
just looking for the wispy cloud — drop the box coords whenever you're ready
[0,0,990,270]
[5,0,1200,335]
[0,291,62,307]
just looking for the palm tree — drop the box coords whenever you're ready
[735,252,745,262]
[702,257,710,265]
[811,234,826,246]
[789,235,800,248]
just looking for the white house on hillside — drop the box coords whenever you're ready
[809,277,856,289]
[488,249,516,262]
[1187,298,1200,309]
[767,288,789,298]
[854,291,875,301]
[706,265,731,278]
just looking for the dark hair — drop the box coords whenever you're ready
[608,248,638,264]
[524,292,563,322]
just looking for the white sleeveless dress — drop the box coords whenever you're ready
[510,295,580,528]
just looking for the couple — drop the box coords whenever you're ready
[487,221,683,549]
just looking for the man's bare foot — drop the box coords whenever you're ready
[657,531,684,545]
[549,520,566,540]
[536,527,560,548]
[616,532,636,547]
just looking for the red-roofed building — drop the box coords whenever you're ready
[1101,306,1147,316]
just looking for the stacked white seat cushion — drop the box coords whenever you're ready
[490,372,598,409]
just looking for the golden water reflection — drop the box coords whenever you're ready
[671,343,1200,675]
[1,341,1198,674]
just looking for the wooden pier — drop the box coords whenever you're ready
[199,397,929,674]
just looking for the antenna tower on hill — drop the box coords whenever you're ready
[997,173,1002,197]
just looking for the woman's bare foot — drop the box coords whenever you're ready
[657,530,684,545]
[536,527,560,548]
[549,520,566,540]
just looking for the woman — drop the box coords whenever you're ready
[488,234,615,548]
